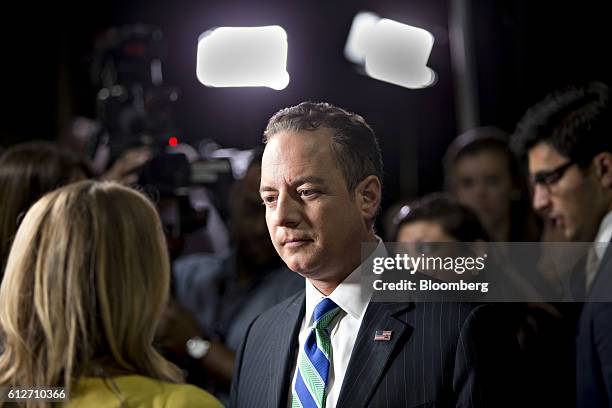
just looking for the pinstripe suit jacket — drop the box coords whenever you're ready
[231,291,520,408]
[577,242,612,407]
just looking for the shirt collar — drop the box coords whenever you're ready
[594,210,612,260]
[304,236,387,325]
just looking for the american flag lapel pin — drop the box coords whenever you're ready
[374,330,393,341]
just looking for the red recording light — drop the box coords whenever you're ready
[168,136,179,147]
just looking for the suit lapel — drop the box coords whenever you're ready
[589,241,612,300]
[336,302,414,408]
[271,292,305,408]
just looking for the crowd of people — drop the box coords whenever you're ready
[0,81,611,407]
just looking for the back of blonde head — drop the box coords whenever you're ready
[0,180,181,405]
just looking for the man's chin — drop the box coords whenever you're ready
[285,262,314,275]
[282,256,317,276]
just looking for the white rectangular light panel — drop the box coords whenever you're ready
[364,19,436,89]
[197,25,290,90]
[344,11,381,65]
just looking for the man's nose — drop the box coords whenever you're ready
[270,192,301,228]
[532,183,551,212]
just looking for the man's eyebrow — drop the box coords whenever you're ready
[531,168,557,178]
[531,169,548,177]
[290,176,326,187]
[259,185,277,194]
[259,176,326,194]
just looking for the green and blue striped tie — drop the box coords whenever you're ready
[292,298,342,408]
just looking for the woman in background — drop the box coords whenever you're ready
[0,181,221,407]
[0,142,89,275]
[392,192,491,243]
[444,127,540,242]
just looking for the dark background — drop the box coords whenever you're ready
[1,0,610,212]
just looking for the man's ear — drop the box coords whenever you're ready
[592,152,612,189]
[355,175,382,226]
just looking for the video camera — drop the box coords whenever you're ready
[90,24,236,257]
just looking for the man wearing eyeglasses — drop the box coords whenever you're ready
[512,81,612,408]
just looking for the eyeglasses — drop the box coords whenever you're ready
[530,160,576,193]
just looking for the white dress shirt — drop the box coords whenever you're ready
[288,239,386,408]
[586,210,612,290]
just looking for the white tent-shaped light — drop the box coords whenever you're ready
[196,25,290,90]
[345,13,436,89]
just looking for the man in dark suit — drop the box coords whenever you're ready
[231,102,520,408]
[512,82,612,408]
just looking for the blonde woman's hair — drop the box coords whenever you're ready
[0,180,182,406]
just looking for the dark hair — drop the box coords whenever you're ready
[444,127,516,188]
[444,127,540,241]
[512,81,612,168]
[392,193,490,242]
[263,101,383,192]
[0,142,90,274]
